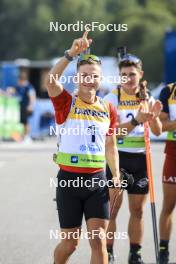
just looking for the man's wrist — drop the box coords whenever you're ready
[112,176,121,188]
[112,174,120,180]
[64,50,75,61]
[112,176,120,181]
[131,116,140,126]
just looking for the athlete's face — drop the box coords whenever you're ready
[120,66,143,95]
[77,64,101,95]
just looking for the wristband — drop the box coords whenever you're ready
[64,50,74,61]
[130,117,140,127]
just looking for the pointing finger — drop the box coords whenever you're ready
[82,27,90,39]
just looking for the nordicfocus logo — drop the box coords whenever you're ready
[49,126,128,137]
[71,156,78,163]
[49,229,128,240]
[49,21,128,32]
[50,177,128,189]
[49,73,128,85]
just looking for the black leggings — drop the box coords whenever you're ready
[56,169,110,228]
[106,151,149,194]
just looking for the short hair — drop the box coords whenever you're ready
[77,58,101,70]
[119,60,142,71]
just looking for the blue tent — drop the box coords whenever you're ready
[165,30,176,84]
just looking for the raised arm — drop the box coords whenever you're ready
[46,30,92,97]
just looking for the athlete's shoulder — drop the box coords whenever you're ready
[158,84,173,114]
[161,82,176,94]
[50,89,72,124]
[167,82,176,91]
[159,84,174,101]
[103,88,118,107]
[111,88,118,95]
[111,85,121,95]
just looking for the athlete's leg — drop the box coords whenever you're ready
[55,170,84,264]
[87,218,109,264]
[159,183,176,240]
[160,154,176,241]
[128,194,147,244]
[159,154,176,263]
[159,184,176,263]
[54,227,81,264]
[106,188,123,250]
[84,171,110,263]
[127,194,147,263]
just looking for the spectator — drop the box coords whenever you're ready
[15,71,36,142]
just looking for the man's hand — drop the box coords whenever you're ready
[112,176,121,188]
[46,29,92,97]
[105,134,120,184]
[149,100,163,119]
[135,100,162,135]
[68,29,92,57]
[135,101,154,123]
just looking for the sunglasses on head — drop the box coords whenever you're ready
[120,54,142,64]
[77,54,102,65]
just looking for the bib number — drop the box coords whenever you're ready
[88,125,96,143]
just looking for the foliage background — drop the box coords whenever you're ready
[0,0,176,83]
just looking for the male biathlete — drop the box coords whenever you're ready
[46,31,121,264]
[158,82,176,264]
[104,54,162,264]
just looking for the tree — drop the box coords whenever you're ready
[0,0,176,83]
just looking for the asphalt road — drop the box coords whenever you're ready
[0,140,176,264]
